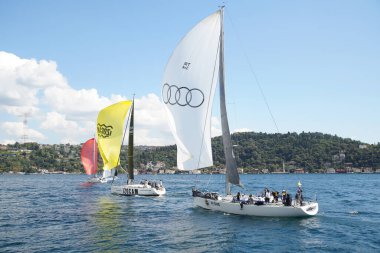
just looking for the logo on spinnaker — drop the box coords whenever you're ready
[97,124,113,138]
[162,83,204,108]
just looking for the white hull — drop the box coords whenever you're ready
[87,176,117,183]
[194,196,318,217]
[87,177,102,183]
[98,176,118,183]
[111,184,166,196]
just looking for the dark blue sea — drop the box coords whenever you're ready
[1,173,379,253]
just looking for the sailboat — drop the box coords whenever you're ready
[81,137,101,183]
[96,100,130,184]
[162,7,318,217]
[96,99,166,196]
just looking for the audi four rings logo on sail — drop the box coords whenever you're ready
[162,83,205,108]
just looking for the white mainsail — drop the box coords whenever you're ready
[162,11,221,170]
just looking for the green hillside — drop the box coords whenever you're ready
[1,132,379,173]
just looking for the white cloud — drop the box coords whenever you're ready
[134,93,174,146]
[0,51,67,111]
[233,128,252,133]
[211,118,252,137]
[211,116,222,137]
[0,52,124,144]
[40,111,79,130]
[2,105,40,118]
[2,121,45,142]
[0,51,251,146]
[0,52,177,145]
[43,86,119,119]
[40,111,93,144]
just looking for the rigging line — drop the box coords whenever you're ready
[195,14,222,189]
[205,166,214,189]
[226,11,280,134]
[207,137,220,189]
[118,165,127,174]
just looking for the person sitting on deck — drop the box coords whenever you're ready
[285,193,292,206]
[273,191,279,203]
[236,192,241,201]
[282,190,287,204]
[248,194,254,204]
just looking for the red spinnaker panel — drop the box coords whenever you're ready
[81,138,98,175]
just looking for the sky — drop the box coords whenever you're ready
[0,0,379,146]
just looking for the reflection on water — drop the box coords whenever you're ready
[298,216,324,249]
[299,216,321,229]
[93,196,125,251]
[79,182,97,188]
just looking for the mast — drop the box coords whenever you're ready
[127,98,134,183]
[219,7,240,195]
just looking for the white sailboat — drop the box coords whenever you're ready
[109,99,166,196]
[162,7,318,217]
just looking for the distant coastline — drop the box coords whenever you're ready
[2,169,380,175]
[1,132,379,174]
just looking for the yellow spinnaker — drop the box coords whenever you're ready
[96,100,132,171]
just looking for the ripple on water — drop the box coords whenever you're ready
[1,174,380,252]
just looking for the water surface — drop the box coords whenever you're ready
[1,174,379,252]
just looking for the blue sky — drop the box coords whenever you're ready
[0,0,379,145]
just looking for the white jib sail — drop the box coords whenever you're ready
[102,168,115,178]
[162,11,221,170]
